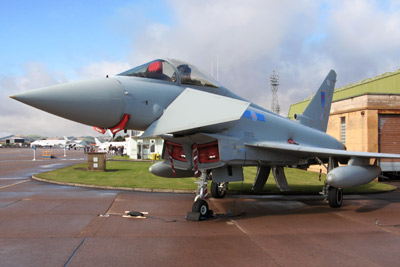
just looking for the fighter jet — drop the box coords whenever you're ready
[10,58,400,216]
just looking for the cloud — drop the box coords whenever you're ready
[4,0,400,137]
[76,61,131,79]
[126,0,323,113]
[122,0,400,115]
[1,63,93,136]
[324,0,400,85]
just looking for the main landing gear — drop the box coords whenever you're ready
[322,184,343,208]
[319,157,343,208]
[210,181,228,198]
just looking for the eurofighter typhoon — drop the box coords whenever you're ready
[11,59,400,216]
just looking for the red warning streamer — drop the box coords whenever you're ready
[167,143,176,177]
[193,144,199,178]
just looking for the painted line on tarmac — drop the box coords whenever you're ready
[64,238,87,267]
[0,158,85,163]
[39,163,66,169]
[0,179,30,190]
[0,159,46,162]
[32,175,194,193]
[0,177,30,180]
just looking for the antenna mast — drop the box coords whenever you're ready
[270,71,280,114]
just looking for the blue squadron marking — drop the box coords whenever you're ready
[243,110,266,122]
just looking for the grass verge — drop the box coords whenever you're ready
[35,161,396,194]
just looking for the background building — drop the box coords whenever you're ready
[127,131,164,160]
[288,69,400,174]
[0,135,25,147]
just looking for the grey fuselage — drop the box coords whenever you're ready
[115,75,344,171]
[11,59,345,172]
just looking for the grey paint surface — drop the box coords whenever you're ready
[12,78,125,128]
[142,88,250,137]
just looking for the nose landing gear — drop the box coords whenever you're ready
[192,199,210,217]
[189,170,212,220]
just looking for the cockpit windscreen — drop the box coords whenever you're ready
[118,59,219,88]
[118,60,177,83]
[169,59,219,88]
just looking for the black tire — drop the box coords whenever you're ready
[328,186,343,208]
[192,199,209,217]
[211,181,227,198]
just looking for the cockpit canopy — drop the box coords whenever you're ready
[118,59,219,88]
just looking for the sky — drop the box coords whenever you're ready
[2,0,400,137]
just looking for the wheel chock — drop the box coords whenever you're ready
[123,210,148,219]
[186,211,201,221]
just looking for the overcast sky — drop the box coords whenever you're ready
[2,0,400,137]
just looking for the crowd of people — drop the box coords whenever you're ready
[107,145,125,156]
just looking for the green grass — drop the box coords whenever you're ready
[37,161,197,190]
[35,161,396,194]
[109,155,132,160]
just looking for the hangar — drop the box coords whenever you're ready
[0,135,25,146]
[288,69,400,174]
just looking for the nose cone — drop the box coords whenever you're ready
[10,78,125,128]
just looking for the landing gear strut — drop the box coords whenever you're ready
[194,170,209,202]
[211,181,228,198]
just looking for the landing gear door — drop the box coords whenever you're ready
[212,166,244,183]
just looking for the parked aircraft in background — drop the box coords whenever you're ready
[30,136,87,149]
[11,58,400,216]
[30,137,68,148]
[67,138,88,149]
[94,137,127,153]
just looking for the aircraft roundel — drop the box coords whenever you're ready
[321,91,326,108]
[251,111,257,121]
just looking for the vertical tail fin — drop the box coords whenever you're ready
[294,70,336,132]
[94,137,103,146]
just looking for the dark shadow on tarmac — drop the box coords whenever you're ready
[210,189,399,221]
